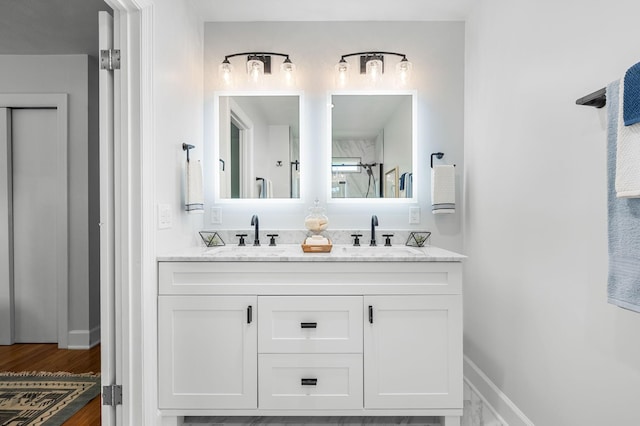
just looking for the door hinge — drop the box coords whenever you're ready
[102,384,123,406]
[100,49,121,71]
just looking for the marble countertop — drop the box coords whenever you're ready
[157,244,465,262]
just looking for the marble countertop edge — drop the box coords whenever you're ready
[157,244,466,262]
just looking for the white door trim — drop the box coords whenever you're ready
[103,1,154,425]
[0,94,69,349]
[99,10,117,426]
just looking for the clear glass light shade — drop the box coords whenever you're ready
[219,61,234,86]
[366,58,383,84]
[280,60,296,86]
[335,60,350,87]
[395,59,413,86]
[247,58,264,83]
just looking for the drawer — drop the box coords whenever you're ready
[258,296,363,353]
[258,354,363,410]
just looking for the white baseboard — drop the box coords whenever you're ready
[67,326,101,349]
[463,356,535,426]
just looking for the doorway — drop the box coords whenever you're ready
[230,121,240,198]
[0,96,69,347]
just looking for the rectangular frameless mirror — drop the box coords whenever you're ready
[216,93,301,199]
[330,92,415,199]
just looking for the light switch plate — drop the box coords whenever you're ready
[158,204,172,229]
[409,207,421,224]
[211,207,222,224]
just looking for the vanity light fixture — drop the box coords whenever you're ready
[219,52,296,87]
[335,51,412,86]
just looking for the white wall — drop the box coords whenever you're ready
[464,1,640,424]
[0,55,98,344]
[153,0,204,252]
[267,125,291,198]
[199,22,465,252]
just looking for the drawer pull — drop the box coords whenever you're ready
[301,378,318,386]
[247,305,253,324]
[369,305,373,324]
[300,322,317,329]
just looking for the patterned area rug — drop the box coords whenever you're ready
[0,371,100,426]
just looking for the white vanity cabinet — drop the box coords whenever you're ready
[158,295,257,409]
[157,257,463,425]
[364,295,462,409]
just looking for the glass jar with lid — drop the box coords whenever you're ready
[304,199,329,234]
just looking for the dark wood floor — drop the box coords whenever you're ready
[0,343,102,425]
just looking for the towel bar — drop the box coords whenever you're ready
[576,87,606,108]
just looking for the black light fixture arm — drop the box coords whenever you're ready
[339,51,408,61]
[223,52,291,62]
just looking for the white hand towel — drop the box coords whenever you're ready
[616,79,640,198]
[431,165,455,214]
[185,160,204,213]
[266,179,273,198]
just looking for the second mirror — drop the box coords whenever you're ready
[331,93,414,199]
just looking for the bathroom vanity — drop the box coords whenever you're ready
[157,245,464,426]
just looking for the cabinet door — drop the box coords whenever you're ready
[158,295,257,409]
[364,295,462,409]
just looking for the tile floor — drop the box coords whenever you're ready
[183,383,505,426]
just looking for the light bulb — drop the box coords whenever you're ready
[396,58,412,86]
[366,57,383,85]
[281,59,296,87]
[219,60,233,87]
[335,59,349,87]
[246,57,264,84]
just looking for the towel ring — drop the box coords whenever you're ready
[182,143,195,162]
[431,152,444,168]
[430,152,455,168]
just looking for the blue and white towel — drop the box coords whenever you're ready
[616,68,640,198]
[405,173,413,198]
[399,172,413,198]
[606,80,640,313]
[623,61,640,126]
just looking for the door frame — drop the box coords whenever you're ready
[0,94,69,348]
[103,0,154,424]
[229,100,254,197]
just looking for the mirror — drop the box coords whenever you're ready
[330,93,415,199]
[217,94,300,199]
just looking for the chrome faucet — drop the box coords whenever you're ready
[370,214,379,246]
[251,214,260,246]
